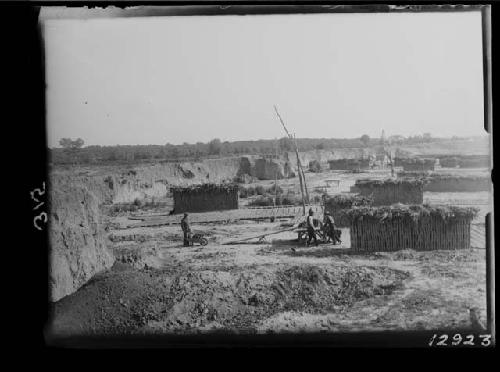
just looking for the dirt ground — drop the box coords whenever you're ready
[48,217,488,336]
[47,166,490,336]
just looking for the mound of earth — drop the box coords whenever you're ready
[47,262,408,336]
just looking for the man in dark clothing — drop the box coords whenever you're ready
[322,211,334,243]
[181,213,192,246]
[323,211,341,245]
[306,208,318,246]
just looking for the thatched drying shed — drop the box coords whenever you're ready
[346,204,478,252]
[323,194,373,227]
[395,157,436,171]
[424,174,490,192]
[328,158,370,171]
[170,183,239,213]
[397,172,490,192]
[439,155,490,169]
[354,178,426,206]
[457,155,490,169]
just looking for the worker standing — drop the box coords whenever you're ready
[181,213,192,246]
[323,211,341,245]
[306,208,318,246]
[323,211,333,243]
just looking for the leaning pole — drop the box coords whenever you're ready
[273,105,307,215]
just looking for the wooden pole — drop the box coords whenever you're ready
[274,106,307,215]
[274,138,278,208]
[295,134,310,205]
[295,149,306,215]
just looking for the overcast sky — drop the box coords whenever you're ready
[43,11,485,147]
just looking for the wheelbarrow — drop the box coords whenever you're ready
[187,233,208,246]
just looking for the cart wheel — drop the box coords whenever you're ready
[199,238,208,246]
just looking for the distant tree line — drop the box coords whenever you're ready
[49,133,448,165]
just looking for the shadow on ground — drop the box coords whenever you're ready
[259,239,354,258]
[285,246,354,258]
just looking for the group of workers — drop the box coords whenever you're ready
[305,208,341,246]
[180,208,341,247]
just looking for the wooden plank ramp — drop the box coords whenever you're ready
[126,205,322,228]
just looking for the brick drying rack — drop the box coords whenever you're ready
[353,178,426,206]
[345,205,478,252]
[170,183,239,213]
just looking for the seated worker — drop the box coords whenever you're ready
[323,211,341,245]
[306,208,319,247]
[181,213,192,246]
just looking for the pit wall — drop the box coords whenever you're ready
[285,148,375,171]
[350,216,472,251]
[48,179,115,302]
[356,184,423,206]
[51,157,244,205]
[51,148,440,207]
[51,155,300,206]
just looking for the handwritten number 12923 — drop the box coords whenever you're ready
[429,334,491,347]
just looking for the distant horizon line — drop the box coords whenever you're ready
[47,134,489,149]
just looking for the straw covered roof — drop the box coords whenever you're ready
[170,183,239,195]
[344,204,478,223]
[355,178,428,187]
[421,174,488,181]
[397,172,490,181]
[324,194,372,208]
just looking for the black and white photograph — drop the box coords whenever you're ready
[31,4,494,347]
